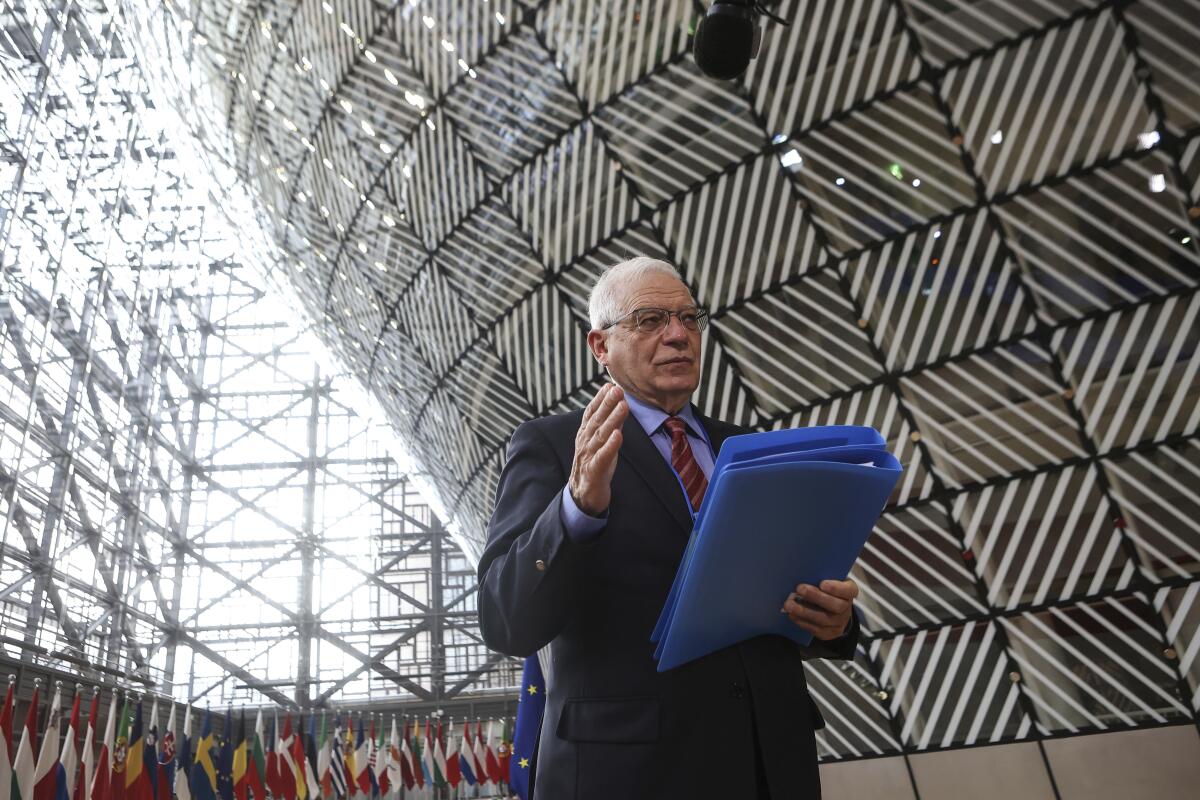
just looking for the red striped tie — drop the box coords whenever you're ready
[663,416,708,512]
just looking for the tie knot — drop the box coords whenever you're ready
[663,416,689,441]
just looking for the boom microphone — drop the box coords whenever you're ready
[692,1,788,81]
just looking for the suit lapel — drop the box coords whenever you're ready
[618,414,694,535]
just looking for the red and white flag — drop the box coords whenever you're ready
[74,693,98,800]
[1,680,16,800]
[56,689,82,800]
[13,685,41,800]
[32,685,62,800]
[90,693,117,800]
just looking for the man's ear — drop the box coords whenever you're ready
[586,329,608,367]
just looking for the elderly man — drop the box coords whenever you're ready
[478,256,860,799]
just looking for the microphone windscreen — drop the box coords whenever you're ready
[693,13,756,80]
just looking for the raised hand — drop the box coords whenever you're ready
[568,383,629,516]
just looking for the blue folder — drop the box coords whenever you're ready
[651,426,901,672]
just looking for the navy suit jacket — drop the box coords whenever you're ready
[478,406,859,799]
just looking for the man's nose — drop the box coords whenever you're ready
[661,315,689,343]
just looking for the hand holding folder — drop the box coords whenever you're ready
[652,425,902,672]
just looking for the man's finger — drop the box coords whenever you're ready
[582,391,625,450]
[580,383,609,427]
[818,578,860,601]
[782,596,839,627]
[792,584,850,616]
[581,384,623,443]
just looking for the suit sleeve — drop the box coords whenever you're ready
[797,610,861,661]
[477,420,600,658]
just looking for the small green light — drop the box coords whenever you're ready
[889,163,904,180]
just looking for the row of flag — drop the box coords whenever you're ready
[0,682,516,800]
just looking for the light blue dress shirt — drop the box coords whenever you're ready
[559,391,716,541]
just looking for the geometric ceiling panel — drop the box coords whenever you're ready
[787,85,976,255]
[853,503,986,634]
[128,0,1200,765]
[1000,598,1191,733]
[900,339,1085,488]
[504,121,640,270]
[873,620,1034,749]
[442,28,581,179]
[1053,292,1200,452]
[745,0,922,135]
[953,465,1135,610]
[657,152,829,310]
[901,0,1098,66]
[593,60,763,206]
[842,210,1038,372]
[1122,0,1200,136]
[942,10,1155,198]
[995,152,1199,323]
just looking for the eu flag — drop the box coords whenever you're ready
[510,655,545,800]
[216,708,234,800]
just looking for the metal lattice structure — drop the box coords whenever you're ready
[123,0,1200,763]
[0,0,511,709]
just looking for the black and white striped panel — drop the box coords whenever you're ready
[942,11,1154,198]
[1153,581,1200,712]
[853,503,985,635]
[359,185,427,288]
[900,339,1085,489]
[692,334,762,428]
[1104,440,1200,582]
[656,152,828,312]
[553,223,671,318]
[790,86,976,256]
[404,107,495,248]
[842,211,1037,372]
[953,465,1135,612]
[873,620,1032,748]
[436,197,546,326]
[371,327,440,416]
[1001,597,1190,733]
[592,59,764,207]
[442,338,537,451]
[1053,292,1200,454]
[995,151,1199,324]
[1181,136,1200,205]
[714,271,883,414]
[1122,0,1200,137]
[391,0,526,99]
[391,263,481,379]
[535,0,693,112]
[744,0,921,137]
[415,388,489,484]
[808,653,904,759]
[442,29,582,180]
[901,0,1095,66]
[504,121,640,271]
[493,284,597,414]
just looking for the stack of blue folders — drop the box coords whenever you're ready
[651,425,902,672]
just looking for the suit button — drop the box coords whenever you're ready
[535,559,546,571]
[729,682,744,699]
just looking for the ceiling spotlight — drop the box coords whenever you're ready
[422,15,435,29]
[1149,174,1166,193]
[835,177,845,186]
[990,130,1003,145]
[778,149,802,170]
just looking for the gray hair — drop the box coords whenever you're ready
[587,256,690,330]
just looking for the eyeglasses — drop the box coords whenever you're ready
[602,306,710,334]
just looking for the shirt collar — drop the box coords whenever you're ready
[623,391,702,438]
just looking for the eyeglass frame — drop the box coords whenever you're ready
[600,306,711,334]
